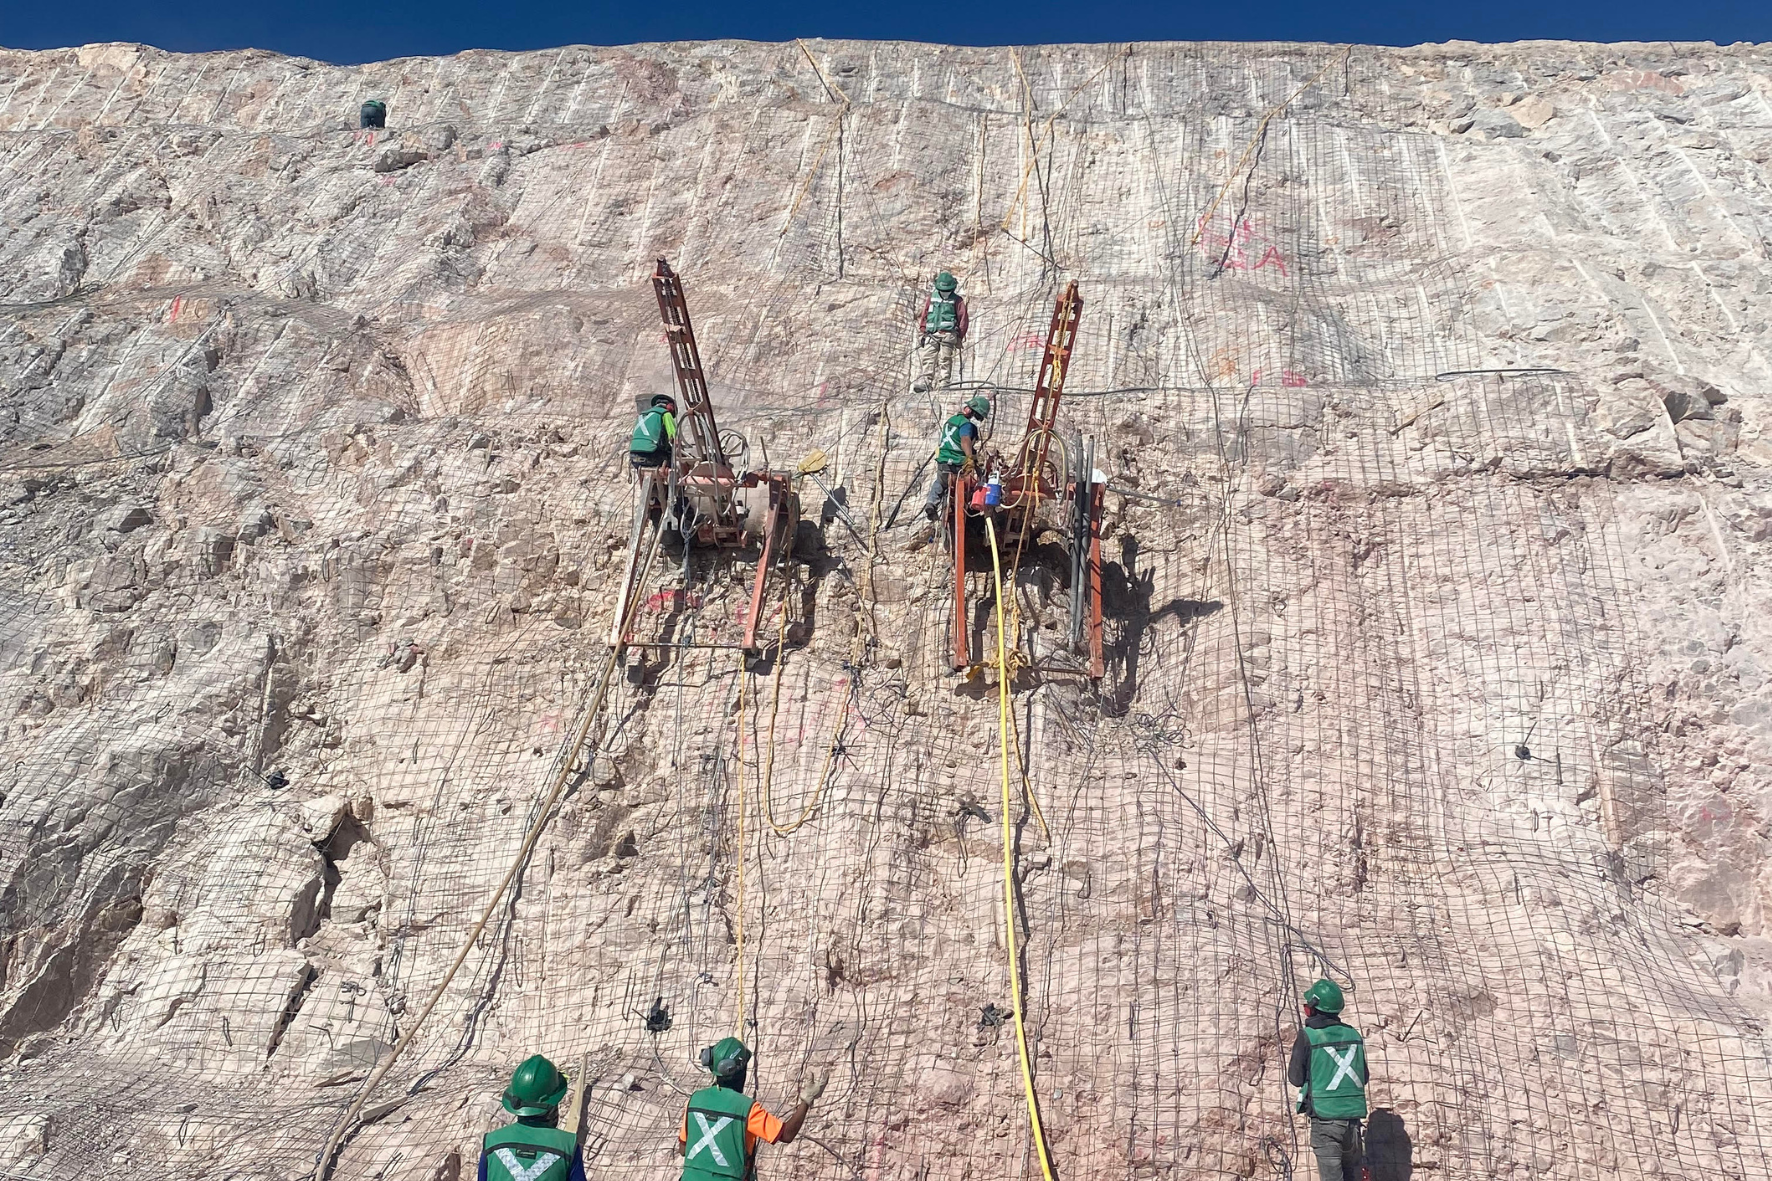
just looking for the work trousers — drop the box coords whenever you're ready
[923,462,964,516]
[917,330,960,389]
[1307,1117,1363,1181]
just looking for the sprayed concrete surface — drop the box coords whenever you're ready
[3,36,1772,1180]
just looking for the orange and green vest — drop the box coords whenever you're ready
[681,1085,754,1181]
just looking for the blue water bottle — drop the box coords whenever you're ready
[985,475,1002,507]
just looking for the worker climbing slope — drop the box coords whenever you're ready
[912,271,969,393]
[678,1038,827,1181]
[922,395,991,521]
[1288,979,1370,1181]
[478,1056,587,1181]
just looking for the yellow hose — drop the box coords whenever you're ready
[985,516,1059,1181]
[732,649,749,1038]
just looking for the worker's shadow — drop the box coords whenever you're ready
[1101,535,1221,714]
[1365,1109,1413,1181]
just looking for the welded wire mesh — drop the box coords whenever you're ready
[0,36,1767,1181]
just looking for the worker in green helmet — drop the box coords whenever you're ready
[912,271,969,393]
[922,395,991,521]
[630,393,679,471]
[1288,979,1369,1181]
[478,1055,587,1181]
[678,1037,827,1181]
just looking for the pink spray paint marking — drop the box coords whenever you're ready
[1250,368,1309,388]
[644,589,704,612]
[1194,211,1289,276]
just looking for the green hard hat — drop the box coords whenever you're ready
[934,271,958,293]
[1303,978,1345,1014]
[699,1036,752,1080]
[502,1054,570,1116]
[967,395,991,419]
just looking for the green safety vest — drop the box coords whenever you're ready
[681,1085,754,1181]
[482,1122,576,1181]
[936,413,973,465]
[925,293,959,334]
[1301,1023,1368,1120]
[630,406,677,453]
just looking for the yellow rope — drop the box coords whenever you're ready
[732,649,749,1038]
[317,516,666,1178]
[984,516,1059,1181]
[1001,46,1133,234]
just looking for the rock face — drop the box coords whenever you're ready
[2,34,1772,1181]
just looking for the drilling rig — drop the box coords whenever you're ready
[948,281,1105,678]
[609,259,801,654]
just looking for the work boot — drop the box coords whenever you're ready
[912,377,931,393]
[922,502,938,522]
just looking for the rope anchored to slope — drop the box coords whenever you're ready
[985,515,1060,1181]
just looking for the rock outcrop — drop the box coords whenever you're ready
[2,35,1772,1180]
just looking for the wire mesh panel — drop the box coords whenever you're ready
[0,35,1769,1181]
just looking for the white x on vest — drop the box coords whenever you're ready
[688,1113,734,1166]
[494,1147,557,1181]
[1323,1045,1360,1090]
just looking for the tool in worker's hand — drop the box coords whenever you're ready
[797,450,864,541]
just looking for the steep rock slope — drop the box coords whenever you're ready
[1,36,1771,1180]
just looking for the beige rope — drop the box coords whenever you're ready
[1191,48,1352,248]
[315,518,665,1178]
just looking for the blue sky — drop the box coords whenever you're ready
[4,0,1767,65]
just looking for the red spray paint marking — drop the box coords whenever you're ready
[1194,211,1288,276]
[644,589,703,612]
[168,296,182,323]
[1250,368,1309,388]
[1011,332,1045,352]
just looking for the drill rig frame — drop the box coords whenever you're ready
[949,281,1105,678]
[609,259,800,654]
